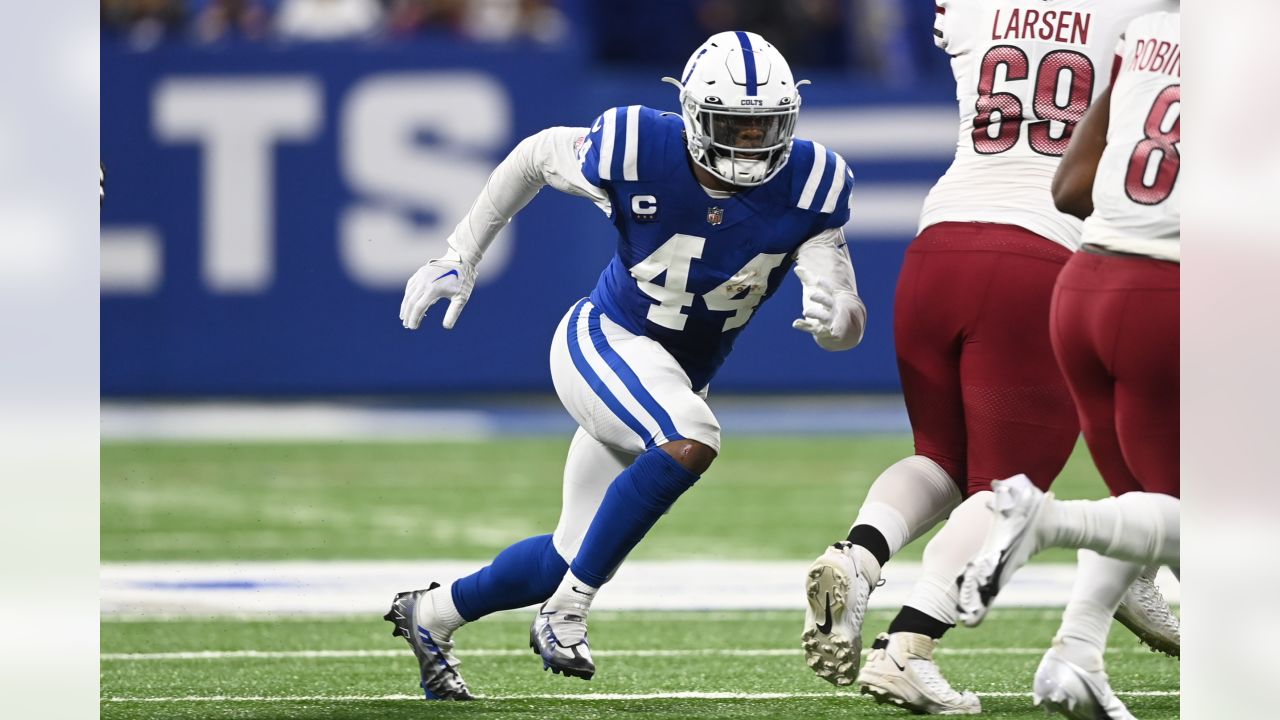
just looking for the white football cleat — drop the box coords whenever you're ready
[530,601,596,680]
[1033,646,1136,720]
[956,474,1051,627]
[857,632,981,715]
[1114,567,1179,657]
[802,541,880,686]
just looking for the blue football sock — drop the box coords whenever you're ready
[570,448,701,587]
[450,534,568,622]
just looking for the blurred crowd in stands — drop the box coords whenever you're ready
[102,0,569,45]
[102,0,947,83]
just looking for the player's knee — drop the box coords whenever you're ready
[659,439,717,475]
[914,450,963,489]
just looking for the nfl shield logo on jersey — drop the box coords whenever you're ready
[706,206,724,225]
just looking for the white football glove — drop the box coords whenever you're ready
[400,256,477,330]
[791,266,865,351]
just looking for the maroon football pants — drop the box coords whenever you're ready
[1050,249,1180,497]
[895,222,1080,496]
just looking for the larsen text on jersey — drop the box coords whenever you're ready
[991,8,1092,46]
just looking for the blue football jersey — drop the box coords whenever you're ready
[578,105,854,391]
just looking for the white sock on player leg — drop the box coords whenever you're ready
[1039,492,1180,566]
[431,587,466,633]
[852,455,963,558]
[900,491,994,626]
[546,569,598,612]
[1054,550,1143,672]
[412,583,466,641]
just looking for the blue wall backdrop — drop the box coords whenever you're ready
[101,41,957,396]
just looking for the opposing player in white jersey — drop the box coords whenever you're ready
[958,12,1181,719]
[384,31,866,700]
[800,1,1174,714]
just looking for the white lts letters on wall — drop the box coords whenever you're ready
[102,73,513,294]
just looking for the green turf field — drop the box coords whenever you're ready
[102,436,1111,563]
[101,436,1179,718]
[101,610,1179,719]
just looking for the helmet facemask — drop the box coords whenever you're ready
[663,31,805,188]
[689,101,798,187]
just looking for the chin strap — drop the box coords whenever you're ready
[714,156,767,185]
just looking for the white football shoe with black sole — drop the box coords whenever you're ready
[384,583,474,700]
[530,602,596,680]
[1114,567,1180,657]
[1033,646,1136,720]
[956,474,1051,627]
[802,541,880,686]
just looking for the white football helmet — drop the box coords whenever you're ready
[663,31,805,187]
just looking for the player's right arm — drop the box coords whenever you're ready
[400,125,608,330]
[1052,85,1113,220]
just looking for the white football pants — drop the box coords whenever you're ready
[548,298,722,560]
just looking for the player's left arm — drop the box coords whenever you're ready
[1052,84,1112,219]
[791,227,867,352]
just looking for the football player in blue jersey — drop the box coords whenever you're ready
[384,31,866,700]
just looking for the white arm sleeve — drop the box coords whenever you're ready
[794,227,867,351]
[447,126,609,267]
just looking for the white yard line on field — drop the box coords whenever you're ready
[103,690,1181,703]
[99,608,1080,623]
[100,646,1157,662]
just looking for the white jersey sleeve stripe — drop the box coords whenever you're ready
[797,141,827,210]
[819,154,848,213]
[623,105,641,181]
[598,107,618,181]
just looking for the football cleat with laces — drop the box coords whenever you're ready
[802,541,881,686]
[384,584,474,700]
[530,601,596,680]
[1114,567,1179,657]
[857,632,980,715]
[1033,646,1136,720]
[956,474,1051,627]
